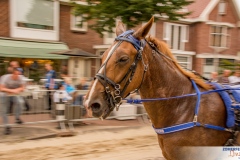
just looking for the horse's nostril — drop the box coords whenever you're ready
[91,103,101,112]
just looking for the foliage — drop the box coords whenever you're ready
[72,0,193,36]
[219,59,240,73]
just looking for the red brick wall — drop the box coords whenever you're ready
[185,23,196,51]
[0,0,10,37]
[209,0,238,24]
[59,4,105,76]
[208,0,239,56]
[190,0,240,73]
[59,4,103,54]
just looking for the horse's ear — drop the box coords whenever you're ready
[116,21,126,36]
[133,16,154,39]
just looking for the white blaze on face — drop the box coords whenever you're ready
[85,44,118,107]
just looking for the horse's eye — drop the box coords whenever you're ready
[118,56,129,63]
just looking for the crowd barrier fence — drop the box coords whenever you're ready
[0,89,148,131]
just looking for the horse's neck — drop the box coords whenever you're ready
[139,49,196,128]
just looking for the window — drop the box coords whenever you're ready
[218,1,227,15]
[175,56,192,70]
[15,0,54,30]
[210,26,229,48]
[103,19,124,44]
[203,58,216,78]
[104,30,116,45]
[205,58,214,65]
[11,0,59,41]
[71,15,88,32]
[163,23,189,51]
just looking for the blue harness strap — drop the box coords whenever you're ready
[154,122,201,134]
[152,80,234,135]
[211,83,235,128]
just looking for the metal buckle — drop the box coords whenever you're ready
[115,84,120,90]
[105,86,111,93]
[114,96,122,104]
[193,115,198,123]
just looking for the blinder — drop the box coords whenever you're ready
[94,30,148,111]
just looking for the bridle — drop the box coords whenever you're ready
[95,30,148,112]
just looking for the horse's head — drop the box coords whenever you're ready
[85,17,154,119]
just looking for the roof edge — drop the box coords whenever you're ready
[200,0,220,20]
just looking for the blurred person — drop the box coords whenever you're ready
[210,72,218,82]
[53,84,72,103]
[6,61,25,113]
[63,77,75,96]
[60,65,68,79]
[74,77,89,105]
[75,77,89,90]
[0,68,25,135]
[45,63,57,110]
[10,61,30,111]
[218,69,231,84]
[229,71,240,84]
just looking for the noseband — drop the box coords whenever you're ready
[95,30,148,111]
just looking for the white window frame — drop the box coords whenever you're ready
[163,22,189,51]
[103,19,124,45]
[218,0,227,15]
[103,31,116,45]
[209,25,230,48]
[10,0,59,41]
[174,55,192,70]
[70,14,88,32]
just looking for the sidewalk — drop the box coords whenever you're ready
[0,117,151,143]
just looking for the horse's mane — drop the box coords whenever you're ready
[146,36,212,90]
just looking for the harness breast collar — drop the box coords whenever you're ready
[95,30,148,111]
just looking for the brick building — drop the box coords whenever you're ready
[153,0,240,78]
[0,0,239,79]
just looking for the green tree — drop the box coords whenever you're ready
[219,59,240,74]
[72,0,193,36]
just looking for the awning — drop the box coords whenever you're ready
[0,38,69,59]
[50,48,99,58]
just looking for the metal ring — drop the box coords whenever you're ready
[115,89,120,96]
[115,84,120,90]
[105,86,111,93]
[114,96,122,104]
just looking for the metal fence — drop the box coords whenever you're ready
[0,88,148,130]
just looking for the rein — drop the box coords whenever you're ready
[125,87,240,103]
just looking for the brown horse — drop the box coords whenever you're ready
[85,17,235,159]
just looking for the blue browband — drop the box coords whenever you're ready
[115,30,145,51]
